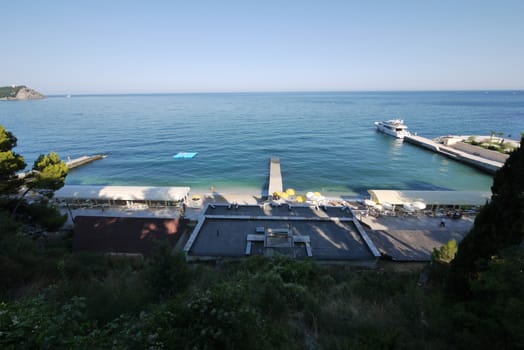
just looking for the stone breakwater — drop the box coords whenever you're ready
[404,134,505,174]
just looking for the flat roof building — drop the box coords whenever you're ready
[368,190,490,207]
[73,216,188,256]
[184,204,380,264]
[55,185,190,207]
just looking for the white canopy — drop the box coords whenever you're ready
[368,190,490,207]
[55,185,190,202]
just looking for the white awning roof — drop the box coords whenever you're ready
[368,190,491,206]
[55,185,190,202]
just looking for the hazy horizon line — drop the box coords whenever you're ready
[44,88,524,97]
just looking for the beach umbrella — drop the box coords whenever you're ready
[296,195,306,203]
[285,188,296,196]
[382,202,394,210]
[412,201,426,210]
[306,192,315,200]
[403,203,415,212]
[190,195,203,208]
[279,192,289,199]
[314,191,322,197]
[364,199,376,207]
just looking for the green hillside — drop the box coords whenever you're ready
[0,85,25,98]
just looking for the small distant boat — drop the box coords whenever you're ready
[374,119,411,139]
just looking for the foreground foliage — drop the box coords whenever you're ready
[0,125,68,229]
[1,243,523,349]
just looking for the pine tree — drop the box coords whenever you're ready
[448,135,524,298]
[0,125,26,195]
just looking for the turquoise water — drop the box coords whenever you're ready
[1,91,523,196]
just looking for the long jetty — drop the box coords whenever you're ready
[404,135,503,174]
[66,154,107,170]
[268,157,283,198]
[18,154,107,179]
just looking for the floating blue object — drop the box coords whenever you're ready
[173,152,198,159]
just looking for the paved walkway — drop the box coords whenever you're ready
[360,214,474,261]
[405,134,503,173]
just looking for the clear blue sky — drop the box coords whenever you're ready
[2,0,523,94]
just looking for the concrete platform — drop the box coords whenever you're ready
[185,204,378,264]
[189,218,372,261]
[268,157,283,197]
[360,215,474,261]
[404,134,503,174]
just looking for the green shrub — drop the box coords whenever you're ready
[0,210,20,237]
[0,256,27,294]
[24,200,67,231]
[143,243,190,300]
[351,271,416,303]
[83,270,152,324]
[467,136,480,145]
[502,142,515,153]
[432,239,458,263]
[0,296,97,349]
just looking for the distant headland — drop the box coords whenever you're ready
[0,85,45,100]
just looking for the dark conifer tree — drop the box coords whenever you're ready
[448,135,524,298]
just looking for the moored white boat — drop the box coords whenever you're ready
[374,119,411,138]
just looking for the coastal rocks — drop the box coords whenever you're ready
[0,85,45,100]
[15,86,45,100]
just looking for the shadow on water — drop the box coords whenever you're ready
[352,180,452,195]
[261,177,269,197]
[352,187,378,198]
[403,181,452,191]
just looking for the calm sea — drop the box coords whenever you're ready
[1,91,523,197]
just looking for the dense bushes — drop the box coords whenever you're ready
[448,135,523,298]
[22,200,67,231]
[1,247,524,349]
[2,198,67,232]
[143,243,190,300]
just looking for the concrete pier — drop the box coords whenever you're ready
[268,157,283,198]
[404,134,503,174]
[18,154,107,179]
[66,154,107,170]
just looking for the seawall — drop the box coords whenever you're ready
[404,135,503,174]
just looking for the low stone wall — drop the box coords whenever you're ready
[451,142,509,163]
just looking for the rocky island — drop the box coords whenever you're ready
[0,85,45,100]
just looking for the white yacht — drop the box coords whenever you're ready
[374,119,410,138]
